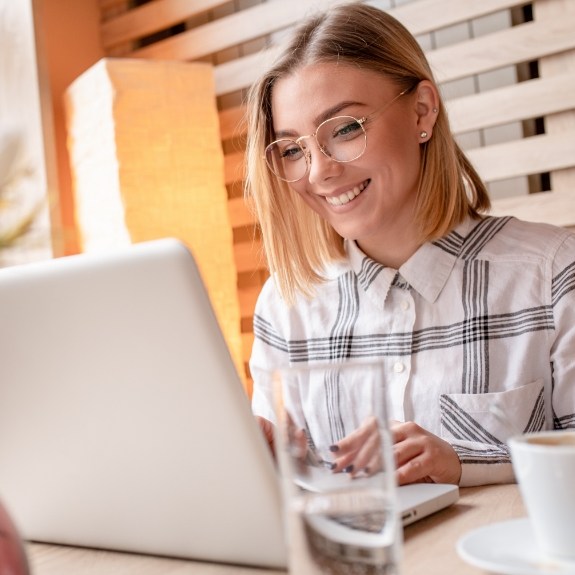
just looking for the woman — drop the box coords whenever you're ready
[244,2,575,487]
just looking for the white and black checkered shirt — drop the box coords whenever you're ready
[250,216,575,486]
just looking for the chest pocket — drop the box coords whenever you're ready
[439,379,545,445]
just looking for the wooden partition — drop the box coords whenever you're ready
[97,0,575,392]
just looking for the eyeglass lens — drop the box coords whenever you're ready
[265,116,367,182]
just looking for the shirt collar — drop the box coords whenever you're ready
[346,218,480,304]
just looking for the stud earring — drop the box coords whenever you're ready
[432,108,438,113]
[420,131,428,139]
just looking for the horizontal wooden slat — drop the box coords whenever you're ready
[101,0,229,48]
[224,151,245,186]
[213,10,575,96]
[228,197,254,229]
[491,191,575,227]
[239,284,261,320]
[213,46,279,98]
[393,0,527,37]
[467,131,575,183]
[448,72,575,134]
[429,13,575,84]
[219,105,246,141]
[234,240,265,274]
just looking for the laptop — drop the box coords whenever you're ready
[0,238,458,568]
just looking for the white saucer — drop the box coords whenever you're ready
[457,518,575,575]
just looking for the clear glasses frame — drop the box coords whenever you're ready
[264,87,410,183]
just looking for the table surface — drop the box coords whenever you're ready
[27,484,525,575]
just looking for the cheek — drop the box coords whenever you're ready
[368,128,422,179]
[290,183,325,214]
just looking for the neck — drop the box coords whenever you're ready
[356,227,422,269]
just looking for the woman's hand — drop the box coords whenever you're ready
[391,420,461,485]
[329,416,382,477]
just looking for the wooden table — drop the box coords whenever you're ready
[27,484,525,575]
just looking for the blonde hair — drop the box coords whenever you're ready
[245,2,490,304]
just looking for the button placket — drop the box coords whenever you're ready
[386,286,415,422]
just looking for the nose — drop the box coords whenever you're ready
[304,139,342,184]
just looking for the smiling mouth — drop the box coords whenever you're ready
[325,180,370,206]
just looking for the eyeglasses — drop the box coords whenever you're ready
[264,88,409,183]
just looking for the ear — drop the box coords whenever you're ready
[414,80,440,143]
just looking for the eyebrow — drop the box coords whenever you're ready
[273,100,366,139]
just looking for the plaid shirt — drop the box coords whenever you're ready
[250,216,575,486]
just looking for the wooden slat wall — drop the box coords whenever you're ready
[98,0,575,392]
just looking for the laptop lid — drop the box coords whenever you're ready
[0,238,286,568]
[0,239,457,567]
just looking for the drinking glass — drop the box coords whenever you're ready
[272,361,401,575]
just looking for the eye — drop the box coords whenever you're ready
[276,140,305,162]
[327,117,364,142]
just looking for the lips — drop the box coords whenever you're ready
[325,180,369,206]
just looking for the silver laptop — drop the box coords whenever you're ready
[0,239,457,567]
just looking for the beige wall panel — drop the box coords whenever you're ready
[534,0,575,196]
[491,192,575,228]
[429,16,575,84]
[447,73,575,135]
[467,132,575,183]
[391,0,525,35]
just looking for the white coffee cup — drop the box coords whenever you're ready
[508,430,575,560]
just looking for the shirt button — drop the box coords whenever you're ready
[400,300,410,311]
[393,362,405,373]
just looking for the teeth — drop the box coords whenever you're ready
[326,181,368,206]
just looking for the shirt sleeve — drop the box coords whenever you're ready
[455,444,515,487]
[250,277,291,424]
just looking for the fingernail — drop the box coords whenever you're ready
[329,445,339,452]
[344,465,354,473]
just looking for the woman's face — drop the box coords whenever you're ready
[269,62,435,255]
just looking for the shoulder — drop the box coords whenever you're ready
[255,257,353,311]
[473,216,574,261]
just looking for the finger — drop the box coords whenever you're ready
[331,430,378,474]
[395,441,445,485]
[331,452,357,473]
[396,452,430,485]
[391,420,423,445]
[394,436,425,468]
[349,428,381,475]
[350,448,382,478]
[335,416,378,453]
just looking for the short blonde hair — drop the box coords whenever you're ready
[245,2,490,304]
